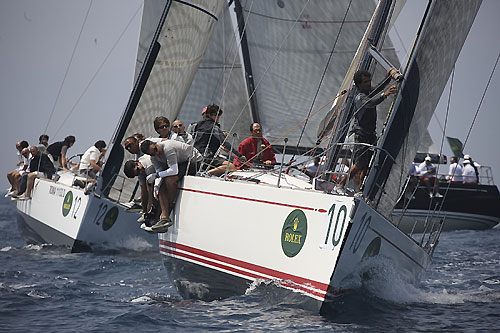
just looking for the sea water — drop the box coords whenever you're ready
[0,195,499,332]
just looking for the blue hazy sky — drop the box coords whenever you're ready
[0,0,499,191]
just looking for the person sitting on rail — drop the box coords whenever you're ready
[15,146,56,200]
[78,140,106,182]
[140,139,202,233]
[418,156,443,198]
[6,142,30,197]
[123,155,160,232]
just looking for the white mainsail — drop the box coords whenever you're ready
[176,3,252,140]
[102,0,226,201]
[183,0,400,149]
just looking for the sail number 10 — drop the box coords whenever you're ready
[320,203,348,251]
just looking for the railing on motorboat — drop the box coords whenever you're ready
[433,165,495,186]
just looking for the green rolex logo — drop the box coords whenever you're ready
[62,191,73,217]
[102,207,119,231]
[281,209,307,257]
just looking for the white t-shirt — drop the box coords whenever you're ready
[448,163,463,182]
[462,164,477,183]
[171,132,194,145]
[418,161,435,177]
[79,146,100,171]
[151,140,202,173]
[137,154,156,186]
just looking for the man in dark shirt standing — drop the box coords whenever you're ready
[193,104,245,175]
[47,135,75,171]
[337,69,397,192]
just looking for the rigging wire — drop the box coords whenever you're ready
[53,2,143,137]
[418,51,499,239]
[460,51,500,157]
[295,0,353,150]
[423,66,455,230]
[237,90,346,169]
[199,1,256,164]
[221,0,312,143]
[43,0,93,136]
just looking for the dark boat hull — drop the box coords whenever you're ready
[394,182,500,233]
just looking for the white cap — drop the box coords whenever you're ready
[463,159,470,164]
[425,156,431,161]
[464,154,470,160]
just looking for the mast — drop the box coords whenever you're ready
[233,0,260,124]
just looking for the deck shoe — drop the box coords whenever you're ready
[334,186,346,195]
[73,179,85,188]
[434,193,443,198]
[151,218,173,232]
[354,192,364,199]
[17,194,31,201]
[5,190,16,198]
[140,223,155,234]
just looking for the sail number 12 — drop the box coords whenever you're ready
[320,203,348,251]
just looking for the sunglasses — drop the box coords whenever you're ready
[158,125,169,130]
[125,143,134,150]
[172,124,183,128]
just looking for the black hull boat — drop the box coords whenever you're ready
[394,181,500,233]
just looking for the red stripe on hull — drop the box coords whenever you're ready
[159,240,341,299]
[161,247,328,299]
[179,187,327,213]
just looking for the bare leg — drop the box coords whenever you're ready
[157,182,170,219]
[14,173,22,192]
[25,172,37,197]
[357,168,368,191]
[7,170,17,190]
[165,176,179,214]
[338,164,358,188]
[207,162,236,176]
[146,183,153,212]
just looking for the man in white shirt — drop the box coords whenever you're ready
[6,146,30,197]
[447,156,463,182]
[463,154,481,183]
[462,159,478,184]
[79,140,106,180]
[170,120,193,145]
[418,156,443,198]
[140,139,202,232]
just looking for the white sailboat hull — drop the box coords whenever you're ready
[16,178,157,251]
[159,175,431,305]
